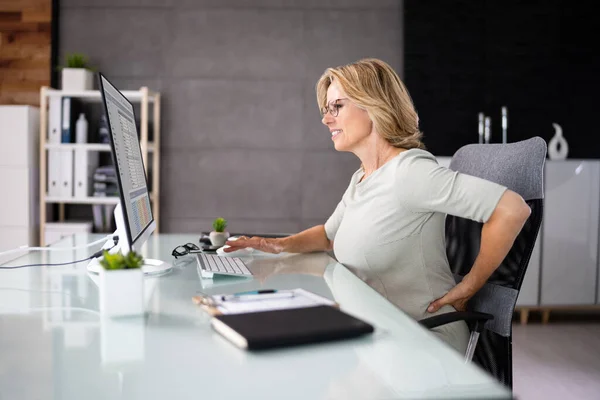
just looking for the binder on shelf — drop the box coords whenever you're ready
[48,96,61,143]
[59,149,74,198]
[61,97,80,143]
[47,97,62,197]
[92,204,117,232]
[92,205,103,232]
[47,150,61,197]
[74,149,99,198]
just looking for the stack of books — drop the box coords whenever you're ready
[93,165,119,197]
[92,165,119,232]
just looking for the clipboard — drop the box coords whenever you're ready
[192,288,337,316]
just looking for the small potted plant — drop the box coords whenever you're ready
[99,250,144,317]
[59,52,95,91]
[209,217,229,247]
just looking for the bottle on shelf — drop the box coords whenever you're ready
[76,113,88,144]
[478,112,485,144]
[501,106,508,144]
[484,116,491,144]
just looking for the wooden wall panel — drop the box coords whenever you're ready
[0,0,52,106]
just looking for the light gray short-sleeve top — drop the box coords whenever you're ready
[324,149,507,353]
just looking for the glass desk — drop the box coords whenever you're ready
[0,234,511,399]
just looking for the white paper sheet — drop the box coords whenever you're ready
[212,288,335,315]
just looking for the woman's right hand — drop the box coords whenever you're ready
[222,236,284,254]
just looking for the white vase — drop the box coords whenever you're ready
[209,231,229,247]
[61,68,94,91]
[99,268,144,317]
[548,123,569,160]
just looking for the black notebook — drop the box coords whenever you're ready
[211,305,374,350]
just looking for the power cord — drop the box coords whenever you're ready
[0,235,118,258]
[0,237,119,270]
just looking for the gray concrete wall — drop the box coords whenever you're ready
[60,0,403,234]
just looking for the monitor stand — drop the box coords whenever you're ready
[86,204,173,276]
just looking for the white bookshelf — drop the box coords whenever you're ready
[39,86,162,245]
[45,196,120,205]
[45,88,157,102]
[44,143,155,152]
[45,192,156,205]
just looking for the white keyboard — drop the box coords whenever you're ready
[196,253,253,279]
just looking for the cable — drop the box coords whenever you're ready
[0,235,117,258]
[0,238,118,270]
[0,249,105,270]
[0,306,101,316]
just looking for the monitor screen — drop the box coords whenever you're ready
[99,74,153,247]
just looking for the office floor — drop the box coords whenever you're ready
[512,318,600,400]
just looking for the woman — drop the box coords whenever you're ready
[224,58,531,353]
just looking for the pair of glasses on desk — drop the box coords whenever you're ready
[172,243,202,259]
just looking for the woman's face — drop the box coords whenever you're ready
[321,81,373,153]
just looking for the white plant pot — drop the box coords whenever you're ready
[209,231,229,247]
[61,68,94,91]
[99,268,144,317]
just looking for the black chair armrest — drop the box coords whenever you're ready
[419,311,494,333]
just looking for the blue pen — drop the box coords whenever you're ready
[221,290,294,302]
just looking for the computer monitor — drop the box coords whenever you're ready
[87,73,171,275]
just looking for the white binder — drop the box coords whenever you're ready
[74,149,98,198]
[47,97,62,197]
[59,148,74,198]
[48,97,61,143]
[61,97,74,143]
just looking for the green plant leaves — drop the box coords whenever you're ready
[58,52,95,71]
[212,217,227,233]
[100,250,144,270]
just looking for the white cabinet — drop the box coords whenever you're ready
[541,160,600,305]
[0,106,40,264]
[438,154,600,311]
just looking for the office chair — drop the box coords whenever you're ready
[419,137,547,388]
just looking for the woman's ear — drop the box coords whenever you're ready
[368,119,376,136]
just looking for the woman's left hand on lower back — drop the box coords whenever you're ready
[427,280,478,313]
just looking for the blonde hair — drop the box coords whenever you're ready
[316,58,425,150]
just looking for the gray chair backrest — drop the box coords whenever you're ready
[450,136,546,201]
[448,137,547,337]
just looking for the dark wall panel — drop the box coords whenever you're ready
[405,0,597,158]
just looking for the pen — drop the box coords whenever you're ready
[231,289,277,296]
[221,291,295,302]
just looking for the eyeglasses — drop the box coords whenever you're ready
[320,98,348,117]
[171,243,200,259]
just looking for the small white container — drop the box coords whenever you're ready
[75,113,88,143]
[209,231,229,247]
[61,68,94,91]
[99,267,144,317]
